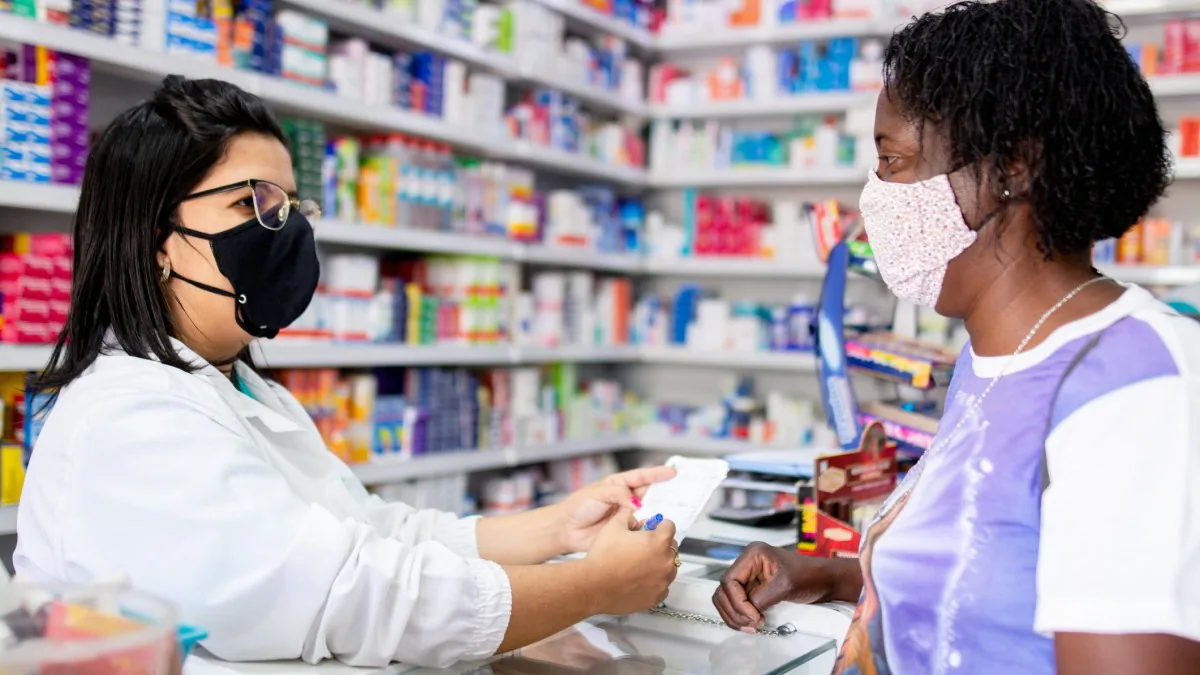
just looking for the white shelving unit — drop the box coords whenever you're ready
[650,166,866,189]
[1100,265,1200,286]
[655,18,892,53]
[528,0,654,49]
[0,16,647,186]
[651,91,876,120]
[351,436,633,484]
[0,507,16,536]
[1149,73,1200,98]
[643,257,826,279]
[0,182,80,214]
[640,346,818,372]
[1105,0,1200,19]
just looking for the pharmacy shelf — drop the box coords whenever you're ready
[1150,73,1200,98]
[1101,265,1200,286]
[520,345,640,363]
[278,0,519,74]
[656,18,893,54]
[636,434,808,458]
[0,507,16,536]
[278,0,647,117]
[0,345,54,373]
[643,257,827,279]
[0,16,646,186]
[509,66,648,117]
[1175,158,1200,180]
[651,90,876,120]
[649,166,866,189]
[351,435,632,484]
[1105,0,1200,19]
[640,346,818,372]
[316,221,519,258]
[0,182,79,214]
[255,343,517,368]
[0,343,641,373]
[521,245,642,272]
[527,0,654,50]
[510,142,646,185]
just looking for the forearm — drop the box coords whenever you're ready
[477,505,567,565]
[814,557,863,603]
[497,561,600,654]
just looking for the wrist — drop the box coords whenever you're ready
[571,558,606,615]
[814,557,863,604]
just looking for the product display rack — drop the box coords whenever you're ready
[1,0,1199,526]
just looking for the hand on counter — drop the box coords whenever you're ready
[584,509,679,616]
[712,543,863,632]
[554,466,677,554]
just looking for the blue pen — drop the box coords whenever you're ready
[643,513,663,531]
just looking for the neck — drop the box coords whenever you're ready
[961,253,1113,357]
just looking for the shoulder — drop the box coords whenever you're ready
[47,352,236,435]
[1049,297,1198,430]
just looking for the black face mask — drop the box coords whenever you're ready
[171,210,320,339]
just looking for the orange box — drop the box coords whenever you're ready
[1117,221,1142,264]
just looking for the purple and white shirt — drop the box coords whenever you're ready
[835,285,1200,674]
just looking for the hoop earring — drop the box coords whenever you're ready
[160,259,171,283]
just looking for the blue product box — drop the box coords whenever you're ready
[797,41,820,93]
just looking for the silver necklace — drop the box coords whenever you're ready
[879,275,1108,516]
[648,604,797,637]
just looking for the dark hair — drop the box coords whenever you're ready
[883,0,1171,259]
[33,76,285,398]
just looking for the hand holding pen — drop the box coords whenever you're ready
[582,509,680,616]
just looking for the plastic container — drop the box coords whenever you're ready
[0,585,179,675]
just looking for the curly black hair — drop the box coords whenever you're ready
[883,0,1171,259]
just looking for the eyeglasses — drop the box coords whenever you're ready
[179,178,321,231]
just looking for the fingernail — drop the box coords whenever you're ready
[741,627,757,635]
[632,496,642,508]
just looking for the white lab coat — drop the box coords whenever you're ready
[13,339,513,667]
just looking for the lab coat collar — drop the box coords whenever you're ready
[101,333,303,434]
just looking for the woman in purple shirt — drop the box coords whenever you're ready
[715,1,1200,674]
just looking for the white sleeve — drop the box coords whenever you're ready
[359,495,484,559]
[265,380,484,559]
[1036,375,1200,641]
[60,393,512,668]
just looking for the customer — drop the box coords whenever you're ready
[714,1,1200,674]
[14,75,680,669]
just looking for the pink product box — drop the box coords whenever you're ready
[6,298,51,323]
[1,322,60,345]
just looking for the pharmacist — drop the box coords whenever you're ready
[13,75,681,668]
[715,1,1200,674]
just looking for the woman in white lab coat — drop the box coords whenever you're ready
[14,75,680,668]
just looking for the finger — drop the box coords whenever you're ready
[601,507,638,533]
[748,576,792,613]
[589,483,641,510]
[719,576,764,628]
[713,583,757,629]
[653,519,677,543]
[609,466,676,491]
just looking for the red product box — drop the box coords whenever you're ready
[1165,20,1187,74]
[1186,20,1200,72]
[48,299,69,325]
[5,298,50,324]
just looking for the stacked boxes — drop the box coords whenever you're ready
[280,117,325,207]
[0,80,52,185]
[1,46,91,186]
[0,233,73,346]
[164,0,218,61]
[276,10,328,87]
[113,0,142,44]
[49,52,90,186]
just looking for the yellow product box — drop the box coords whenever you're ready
[2,443,25,506]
